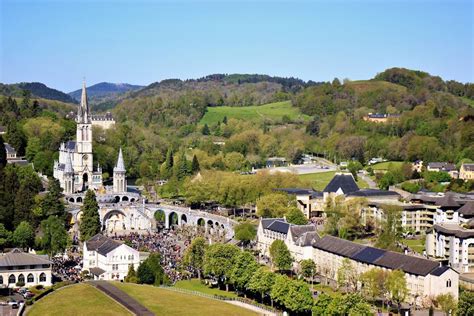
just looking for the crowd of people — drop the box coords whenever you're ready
[51,254,82,282]
[112,226,212,283]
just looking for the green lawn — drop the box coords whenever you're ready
[401,237,425,254]
[114,283,257,316]
[199,101,310,125]
[28,283,131,316]
[369,161,405,171]
[174,279,238,298]
[299,171,368,191]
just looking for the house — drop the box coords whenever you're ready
[256,218,318,263]
[412,160,424,173]
[0,249,52,288]
[4,143,17,160]
[312,235,459,303]
[363,113,400,123]
[83,234,148,281]
[427,162,458,178]
[459,163,474,180]
[266,157,288,168]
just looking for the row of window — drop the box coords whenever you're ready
[0,273,47,284]
[111,255,134,261]
[2,264,50,270]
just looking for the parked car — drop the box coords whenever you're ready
[23,291,34,299]
[7,299,18,309]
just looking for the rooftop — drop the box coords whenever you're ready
[85,234,122,256]
[0,249,51,268]
[323,173,359,194]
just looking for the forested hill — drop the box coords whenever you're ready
[0,82,77,104]
[68,82,144,112]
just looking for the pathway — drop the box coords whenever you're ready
[88,281,154,316]
[358,172,377,189]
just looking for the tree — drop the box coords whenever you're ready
[137,253,166,285]
[385,270,408,307]
[202,124,210,135]
[300,259,316,288]
[306,116,320,136]
[0,135,6,169]
[160,148,174,179]
[256,193,294,218]
[0,224,11,251]
[41,178,65,219]
[337,258,358,291]
[230,251,258,294]
[312,293,333,315]
[191,154,200,174]
[458,291,474,316]
[270,274,290,307]
[360,268,387,303]
[375,205,403,251]
[285,280,313,313]
[79,190,101,241]
[285,207,307,225]
[269,240,293,271]
[436,293,457,316]
[40,216,69,256]
[248,267,275,303]
[204,243,240,291]
[12,221,34,250]
[347,161,363,181]
[234,222,256,245]
[174,151,189,180]
[125,264,137,283]
[183,237,207,279]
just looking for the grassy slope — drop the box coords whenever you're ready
[28,284,131,316]
[298,171,368,191]
[114,283,257,316]
[199,101,310,125]
[1,95,76,114]
[174,279,238,298]
[369,161,405,171]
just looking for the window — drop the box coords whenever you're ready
[39,273,46,282]
[446,279,452,287]
[18,274,25,284]
[8,274,16,284]
[27,274,34,283]
[0,276,3,284]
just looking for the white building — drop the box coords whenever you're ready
[83,234,148,281]
[256,218,318,263]
[312,236,459,304]
[0,249,52,288]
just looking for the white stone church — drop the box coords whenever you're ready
[53,82,126,194]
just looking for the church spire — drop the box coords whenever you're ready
[79,79,90,123]
[114,147,126,172]
[65,152,74,174]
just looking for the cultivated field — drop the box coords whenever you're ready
[199,101,310,125]
[28,283,131,316]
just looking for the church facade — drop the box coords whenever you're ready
[53,82,125,194]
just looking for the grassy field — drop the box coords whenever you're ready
[199,101,310,125]
[345,80,407,94]
[114,283,257,316]
[299,171,368,191]
[369,161,405,171]
[401,237,425,254]
[28,283,131,316]
[174,279,238,298]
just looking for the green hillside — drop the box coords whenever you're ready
[345,80,407,94]
[199,101,310,125]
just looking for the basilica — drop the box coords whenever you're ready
[53,82,126,194]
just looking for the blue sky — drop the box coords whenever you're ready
[1,0,472,92]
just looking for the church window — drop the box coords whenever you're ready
[18,274,25,284]
[39,273,46,282]
[27,274,34,283]
[8,274,15,284]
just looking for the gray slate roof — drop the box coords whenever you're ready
[313,236,448,276]
[0,249,51,268]
[427,162,457,171]
[347,189,400,198]
[66,141,76,151]
[458,201,474,217]
[4,143,16,154]
[86,234,122,256]
[323,174,359,194]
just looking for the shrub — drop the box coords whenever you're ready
[401,182,421,193]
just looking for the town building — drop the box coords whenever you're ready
[0,249,52,288]
[3,143,30,166]
[66,111,116,130]
[256,218,318,263]
[427,162,458,178]
[363,113,400,123]
[460,163,474,180]
[266,157,288,168]
[83,234,148,281]
[312,236,459,303]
